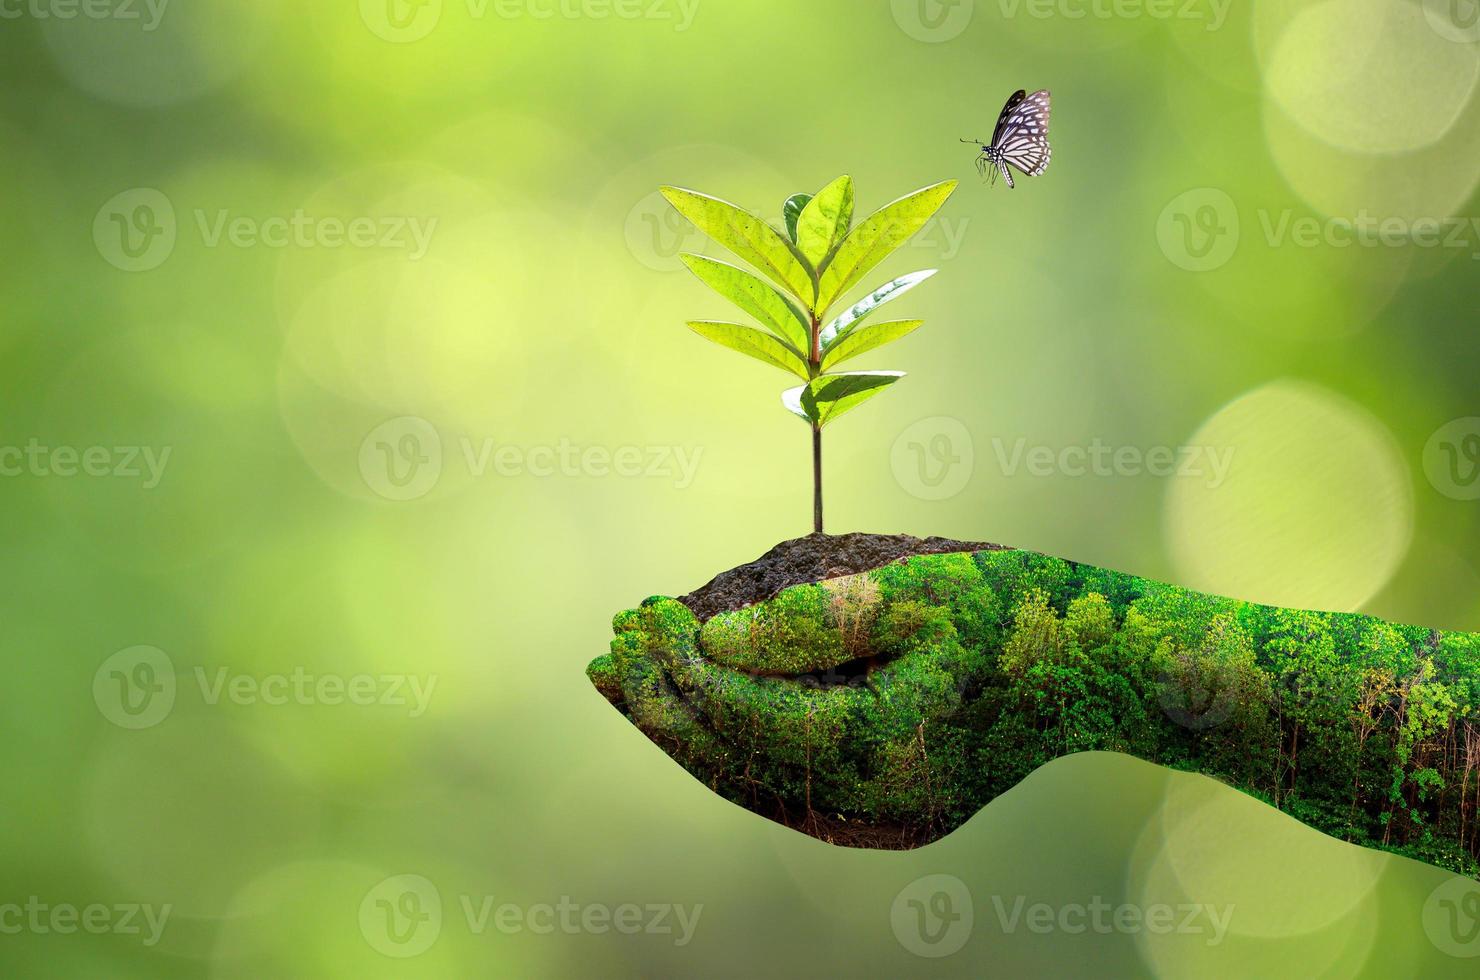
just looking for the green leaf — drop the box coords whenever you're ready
[661,186,814,305]
[821,319,923,372]
[816,180,957,315]
[782,193,812,244]
[688,321,811,381]
[679,254,811,354]
[819,270,937,348]
[798,371,906,426]
[796,175,854,270]
[780,384,814,423]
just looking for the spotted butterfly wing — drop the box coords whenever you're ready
[975,89,1052,189]
[991,90,1028,146]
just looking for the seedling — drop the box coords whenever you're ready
[661,176,957,533]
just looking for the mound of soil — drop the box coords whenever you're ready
[677,532,1003,621]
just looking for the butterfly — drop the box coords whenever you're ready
[961,89,1052,189]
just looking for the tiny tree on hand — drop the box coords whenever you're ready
[661,176,958,534]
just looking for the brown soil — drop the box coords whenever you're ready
[677,532,1004,622]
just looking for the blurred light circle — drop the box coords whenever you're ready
[84,720,321,916]
[1261,0,1478,154]
[40,0,278,107]
[1164,379,1413,611]
[1129,776,1381,976]
[1136,776,1384,939]
[277,245,530,501]
[272,164,500,329]
[1422,0,1480,43]
[211,861,471,977]
[1256,0,1480,224]
[37,323,272,573]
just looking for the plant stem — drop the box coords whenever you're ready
[811,421,823,534]
[808,308,824,535]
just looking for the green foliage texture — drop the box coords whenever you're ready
[590,550,1480,872]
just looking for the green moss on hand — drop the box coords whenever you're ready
[699,582,848,674]
[588,548,1480,872]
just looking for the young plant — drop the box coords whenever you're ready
[661,175,957,534]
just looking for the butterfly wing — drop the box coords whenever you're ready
[990,89,1027,147]
[995,89,1052,178]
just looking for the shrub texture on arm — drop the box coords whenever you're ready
[589,549,1480,872]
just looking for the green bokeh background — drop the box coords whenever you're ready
[3,0,1479,975]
